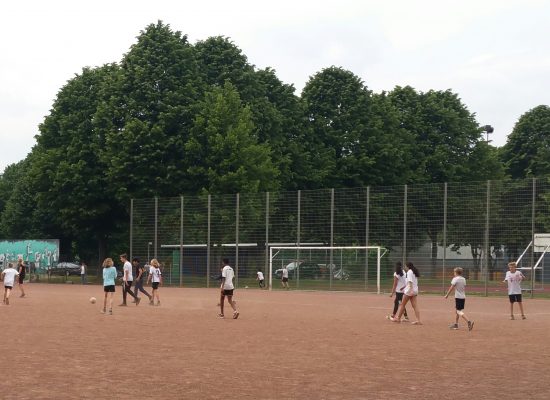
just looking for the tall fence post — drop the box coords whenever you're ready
[365,187,370,291]
[484,180,490,297]
[235,193,240,288]
[154,197,158,260]
[130,199,134,261]
[443,183,448,295]
[207,194,211,288]
[402,185,408,266]
[531,178,536,298]
[180,196,184,287]
[330,188,334,290]
[297,190,301,289]
[265,192,270,282]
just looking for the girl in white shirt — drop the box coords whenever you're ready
[391,262,422,325]
[388,262,409,321]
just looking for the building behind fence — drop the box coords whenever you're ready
[130,178,550,297]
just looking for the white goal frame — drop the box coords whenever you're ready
[268,246,383,293]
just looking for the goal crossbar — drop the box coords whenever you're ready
[268,246,383,293]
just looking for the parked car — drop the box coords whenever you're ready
[49,262,81,276]
[274,261,350,280]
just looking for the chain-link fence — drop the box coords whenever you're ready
[130,178,550,297]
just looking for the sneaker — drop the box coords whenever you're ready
[149,300,154,306]
[217,314,225,319]
[449,323,459,330]
[468,321,474,331]
[135,297,141,306]
[403,317,410,322]
[510,315,515,320]
[385,315,392,320]
[522,315,527,320]
[233,311,240,319]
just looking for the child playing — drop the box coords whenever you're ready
[219,258,239,319]
[503,261,526,320]
[2,263,20,305]
[387,262,409,321]
[445,267,474,331]
[256,269,265,289]
[281,265,290,289]
[391,262,422,325]
[147,259,162,306]
[102,258,117,315]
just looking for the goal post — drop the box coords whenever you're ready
[268,246,383,293]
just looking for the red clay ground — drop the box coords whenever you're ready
[2,284,549,400]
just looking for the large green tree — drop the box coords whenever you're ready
[502,105,550,178]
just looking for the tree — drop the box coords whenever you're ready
[185,82,279,194]
[103,21,204,201]
[502,105,550,178]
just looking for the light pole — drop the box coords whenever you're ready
[147,242,152,264]
[482,125,494,143]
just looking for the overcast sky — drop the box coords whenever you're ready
[1,0,549,172]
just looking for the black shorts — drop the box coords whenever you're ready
[222,289,234,296]
[4,285,13,290]
[509,294,522,303]
[104,285,115,293]
[152,282,160,290]
[455,298,465,310]
[19,275,25,284]
[282,277,288,283]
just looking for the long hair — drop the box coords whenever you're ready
[406,262,420,277]
[394,261,404,277]
[102,258,113,268]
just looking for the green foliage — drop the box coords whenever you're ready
[502,105,550,178]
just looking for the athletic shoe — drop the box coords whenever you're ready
[135,297,141,306]
[385,315,392,320]
[522,315,527,320]
[510,315,515,320]
[233,311,240,319]
[449,323,459,330]
[218,314,225,319]
[149,300,154,306]
[468,321,474,331]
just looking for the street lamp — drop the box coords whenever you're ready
[147,242,152,264]
[482,125,494,143]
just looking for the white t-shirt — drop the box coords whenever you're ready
[282,268,289,279]
[394,272,407,293]
[257,271,264,280]
[80,265,85,275]
[451,276,466,299]
[505,270,523,295]
[123,261,133,281]
[404,269,418,296]
[222,265,235,290]
[150,266,162,283]
[2,268,19,287]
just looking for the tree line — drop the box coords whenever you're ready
[1,21,549,265]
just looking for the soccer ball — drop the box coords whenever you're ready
[245,286,249,289]
[89,297,96,304]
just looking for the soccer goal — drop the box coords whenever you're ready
[268,246,384,293]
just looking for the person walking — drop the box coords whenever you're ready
[132,257,152,303]
[119,253,140,306]
[80,262,87,285]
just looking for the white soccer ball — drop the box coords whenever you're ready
[89,297,97,304]
[245,286,248,289]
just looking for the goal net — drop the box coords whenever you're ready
[268,246,384,293]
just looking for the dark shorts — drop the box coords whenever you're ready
[282,277,289,283]
[509,294,522,303]
[222,289,234,296]
[152,282,160,290]
[104,285,115,293]
[395,292,404,301]
[4,285,13,290]
[455,298,465,310]
[19,275,25,284]
[259,280,264,284]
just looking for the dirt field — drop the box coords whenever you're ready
[2,284,549,400]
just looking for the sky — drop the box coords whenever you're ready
[1,0,549,172]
